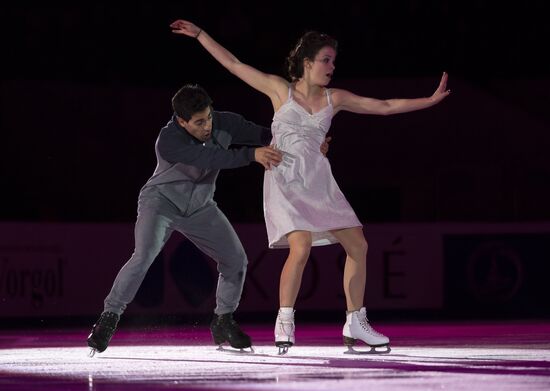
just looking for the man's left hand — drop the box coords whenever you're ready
[320,136,332,156]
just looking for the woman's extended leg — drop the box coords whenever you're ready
[330,227,368,311]
[275,230,312,353]
[279,230,313,307]
[330,227,390,352]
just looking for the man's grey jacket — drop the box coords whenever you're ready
[141,111,271,215]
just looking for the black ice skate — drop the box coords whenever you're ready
[87,311,120,357]
[210,313,253,353]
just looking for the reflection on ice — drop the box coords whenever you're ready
[1,322,550,391]
[2,343,550,390]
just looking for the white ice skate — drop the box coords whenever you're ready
[274,308,295,355]
[342,307,390,354]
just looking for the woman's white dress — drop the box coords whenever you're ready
[263,87,362,248]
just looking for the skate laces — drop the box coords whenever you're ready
[96,312,119,331]
[218,314,246,336]
[276,312,295,334]
[357,311,384,338]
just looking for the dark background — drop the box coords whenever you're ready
[1,1,550,325]
[2,0,549,224]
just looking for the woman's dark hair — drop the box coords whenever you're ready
[171,84,213,121]
[286,31,338,81]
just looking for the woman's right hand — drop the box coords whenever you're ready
[170,19,201,38]
[170,18,286,112]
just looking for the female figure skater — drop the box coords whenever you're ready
[170,19,450,354]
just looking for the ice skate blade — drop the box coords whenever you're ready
[275,343,293,355]
[344,344,391,355]
[216,345,254,354]
[88,348,97,358]
[278,346,290,355]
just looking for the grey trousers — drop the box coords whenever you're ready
[103,191,248,316]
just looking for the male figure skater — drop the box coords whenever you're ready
[86,84,289,355]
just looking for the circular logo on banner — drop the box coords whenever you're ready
[466,241,523,303]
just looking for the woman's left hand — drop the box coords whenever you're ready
[431,72,451,103]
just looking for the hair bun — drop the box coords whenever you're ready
[286,31,337,81]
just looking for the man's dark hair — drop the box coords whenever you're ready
[171,84,213,121]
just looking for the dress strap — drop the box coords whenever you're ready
[287,84,293,100]
[325,88,332,105]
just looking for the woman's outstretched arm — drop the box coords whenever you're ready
[332,72,450,115]
[170,19,288,109]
